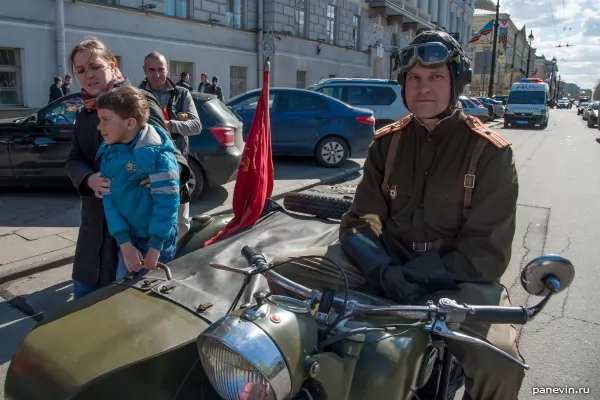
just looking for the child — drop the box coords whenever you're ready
[95,86,180,280]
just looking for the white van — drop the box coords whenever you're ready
[504,78,550,129]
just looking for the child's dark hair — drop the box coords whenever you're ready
[97,86,149,127]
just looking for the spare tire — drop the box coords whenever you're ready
[283,193,353,220]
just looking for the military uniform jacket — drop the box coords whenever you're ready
[339,110,519,284]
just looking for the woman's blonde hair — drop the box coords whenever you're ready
[69,37,122,77]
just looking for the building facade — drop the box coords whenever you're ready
[1,0,474,116]
[467,13,536,97]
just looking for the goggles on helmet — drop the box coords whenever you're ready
[398,42,454,70]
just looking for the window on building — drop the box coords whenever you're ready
[165,0,188,19]
[86,0,115,4]
[296,70,307,88]
[230,66,247,98]
[293,0,306,37]
[169,60,194,84]
[325,4,336,45]
[226,0,243,29]
[0,48,22,106]
[352,15,361,50]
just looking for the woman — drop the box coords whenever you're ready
[66,38,189,299]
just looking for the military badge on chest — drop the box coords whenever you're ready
[389,185,398,200]
[126,161,136,174]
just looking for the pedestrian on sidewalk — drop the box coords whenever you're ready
[96,86,179,280]
[48,76,64,103]
[140,52,202,238]
[208,75,224,101]
[197,73,211,93]
[176,72,194,92]
[65,38,190,300]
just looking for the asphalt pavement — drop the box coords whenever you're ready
[2,112,597,399]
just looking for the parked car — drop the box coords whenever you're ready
[577,102,588,115]
[458,96,490,121]
[477,97,505,119]
[0,92,243,201]
[492,94,508,105]
[587,102,598,128]
[582,102,596,121]
[470,97,494,120]
[307,78,409,130]
[226,88,375,167]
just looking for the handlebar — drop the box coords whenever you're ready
[209,246,559,370]
[239,246,531,325]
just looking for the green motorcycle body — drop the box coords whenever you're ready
[5,202,433,400]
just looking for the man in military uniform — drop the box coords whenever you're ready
[270,30,523,399]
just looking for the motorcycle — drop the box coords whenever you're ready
[198,247,574,400]
[4,198,575,400]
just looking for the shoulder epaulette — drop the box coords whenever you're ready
[374,114,414,139]
[464,115,511,149]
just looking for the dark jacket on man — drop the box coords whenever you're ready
[197,81,212,93]
[340,110,518,285]
[208,84,224,101]
[62,83,71,96]
[48,84,64,103]
[176,79,194,92]
[65,78,190,287]
[139,77,202,159]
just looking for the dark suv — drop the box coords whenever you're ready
[0,93,243,201]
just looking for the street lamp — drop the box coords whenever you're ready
[526,30,534,78]
[488,0,500,97]
[550,56,557,103]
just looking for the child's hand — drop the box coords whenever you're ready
[139,178,151,189]
[143,248,161,271]
[120,242,144,272]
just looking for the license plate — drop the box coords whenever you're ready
[516,120,528,124]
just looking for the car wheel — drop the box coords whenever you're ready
[588,119,593,128]
[187,159,205,201]
[315,136,349,168]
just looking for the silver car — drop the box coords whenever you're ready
[308,78,410,130]
[478,97,505,119]
[459,96,490,121]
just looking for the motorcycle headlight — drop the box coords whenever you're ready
[198,315,291,400]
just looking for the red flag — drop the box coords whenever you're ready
[204,61,274,246]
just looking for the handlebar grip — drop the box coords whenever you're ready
[241,245,261,264]
[467,306,529,324]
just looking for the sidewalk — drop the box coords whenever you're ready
[0,158,364,283]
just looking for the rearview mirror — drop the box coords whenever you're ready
[520,255,575,296]
[28,114,37,126]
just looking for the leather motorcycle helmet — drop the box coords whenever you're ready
[397,30,472,119]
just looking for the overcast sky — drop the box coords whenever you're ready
[474,0,596,90]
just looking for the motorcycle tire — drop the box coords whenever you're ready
[283,193,353,220]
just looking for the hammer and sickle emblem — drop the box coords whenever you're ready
[389,185,398,200]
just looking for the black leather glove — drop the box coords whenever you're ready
[401,250,459,292]
[340,231,424,303]
[378,266,426,304]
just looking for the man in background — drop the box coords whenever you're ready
[140,52,202,238]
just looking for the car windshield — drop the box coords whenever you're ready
[507,91,546,105]
[580,102,589,107]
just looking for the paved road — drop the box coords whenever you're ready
[1,111,598,398]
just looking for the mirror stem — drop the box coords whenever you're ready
[526,293,554,319]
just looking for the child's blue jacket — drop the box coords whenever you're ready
[96,124,180,251]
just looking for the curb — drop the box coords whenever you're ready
[0,246,76,285]
[0,164,363,284]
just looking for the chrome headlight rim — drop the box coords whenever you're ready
[198,315,292,400]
